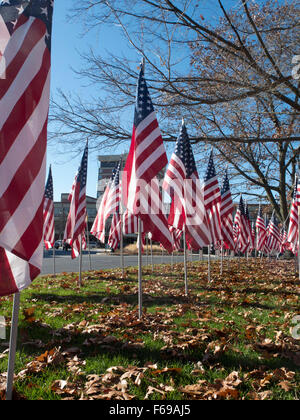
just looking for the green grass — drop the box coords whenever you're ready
[0,259,299,400]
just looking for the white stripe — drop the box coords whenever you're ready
[0,36,47,130]
[0,153,46,250]
[0,72,50,197]
[137,143,166,178]
[1,17,34,69]
[5,250,32,292]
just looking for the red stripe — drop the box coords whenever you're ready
[0,248,18,296]
[0,17,46,100]
[0,50,50,164]
[0,121,47,232]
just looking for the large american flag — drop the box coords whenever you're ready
[163,121,210,250]
[220,169,234,250]
[287,176,300,253]
[203,151,222,245]
[122,62,172,253]
[64,142,88,259]
[91,161,121,243]
[255,205,267,252]
[43,165,54,250]
[0,0,54,297]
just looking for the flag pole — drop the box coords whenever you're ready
[220,240,224,275]
[6,292,21,401]
[208,245,211,283]
[120,216,124,277]
[78,235,83,287]
[138,216,143,319]
[298,200,300,281]
[86,216,92,271]
[184,230,188,296]
[53,243,56,277]
[150,236,154,273]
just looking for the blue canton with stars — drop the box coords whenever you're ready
[239,195,246,217]
[220,169,230,196]
[77,143,88,192]
[204,151,217,182]
[0,0,54,50]
[174,122,197,178]
[134,64,155,127]
[44,166,53,200]
[111,161,121,187]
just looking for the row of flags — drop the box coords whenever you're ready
[43,64,300,264]
[0,0,299,299]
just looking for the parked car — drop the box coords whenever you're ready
[54,240,62,249]
[89,242,98,249]
[63,242,72,251]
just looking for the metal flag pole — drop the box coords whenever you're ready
[146,235,149,267]
[53,243,56,277]
[120,216,124,277]
[150,236,154,273]
[298,198,300,281]
[208,245,212,283]
[138,216,143,319]
[220,240,224,276]
[183,230,188,296]
[6,292,21,401]
[119,158,125,278]
[86,216,92,271]
[78,235,83,287]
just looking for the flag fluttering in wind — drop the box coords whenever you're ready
[122,209,143,235]
[108,213,122,251]
[0,0,54,297]
[122,61,172,253]
[203,151,222,245]
[287,176,300,253]
[255,205,267,252]
[245,203,255,252]
[220,169,234,250]
[267,213,281,252]
[163,121,210,250]
[235,196,250,254]
[91,161,121,243]
[64,142,88,259]
[43,165,54,250]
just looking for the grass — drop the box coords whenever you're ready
[0,258,299,400]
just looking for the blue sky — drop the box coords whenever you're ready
[48,0,132,201]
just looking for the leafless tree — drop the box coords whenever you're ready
[49,0,300,221]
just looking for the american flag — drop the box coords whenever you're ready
[203,151,222,245]
[163,121,210,250]
[64,142,88,259]
[108,213,121,251]
[287,176,300,253]
[280,228,288,254]
[43,165,54,250]
[169,226,183,251]
[220,169,234,250]
[267,213,281,252]
[91,161,121,243]
[235,196,250,254]
[245,202,255,251]
[0,0,54,297]
[122,62,172,253]
[255,205,267,252]
[122,209,143,235]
